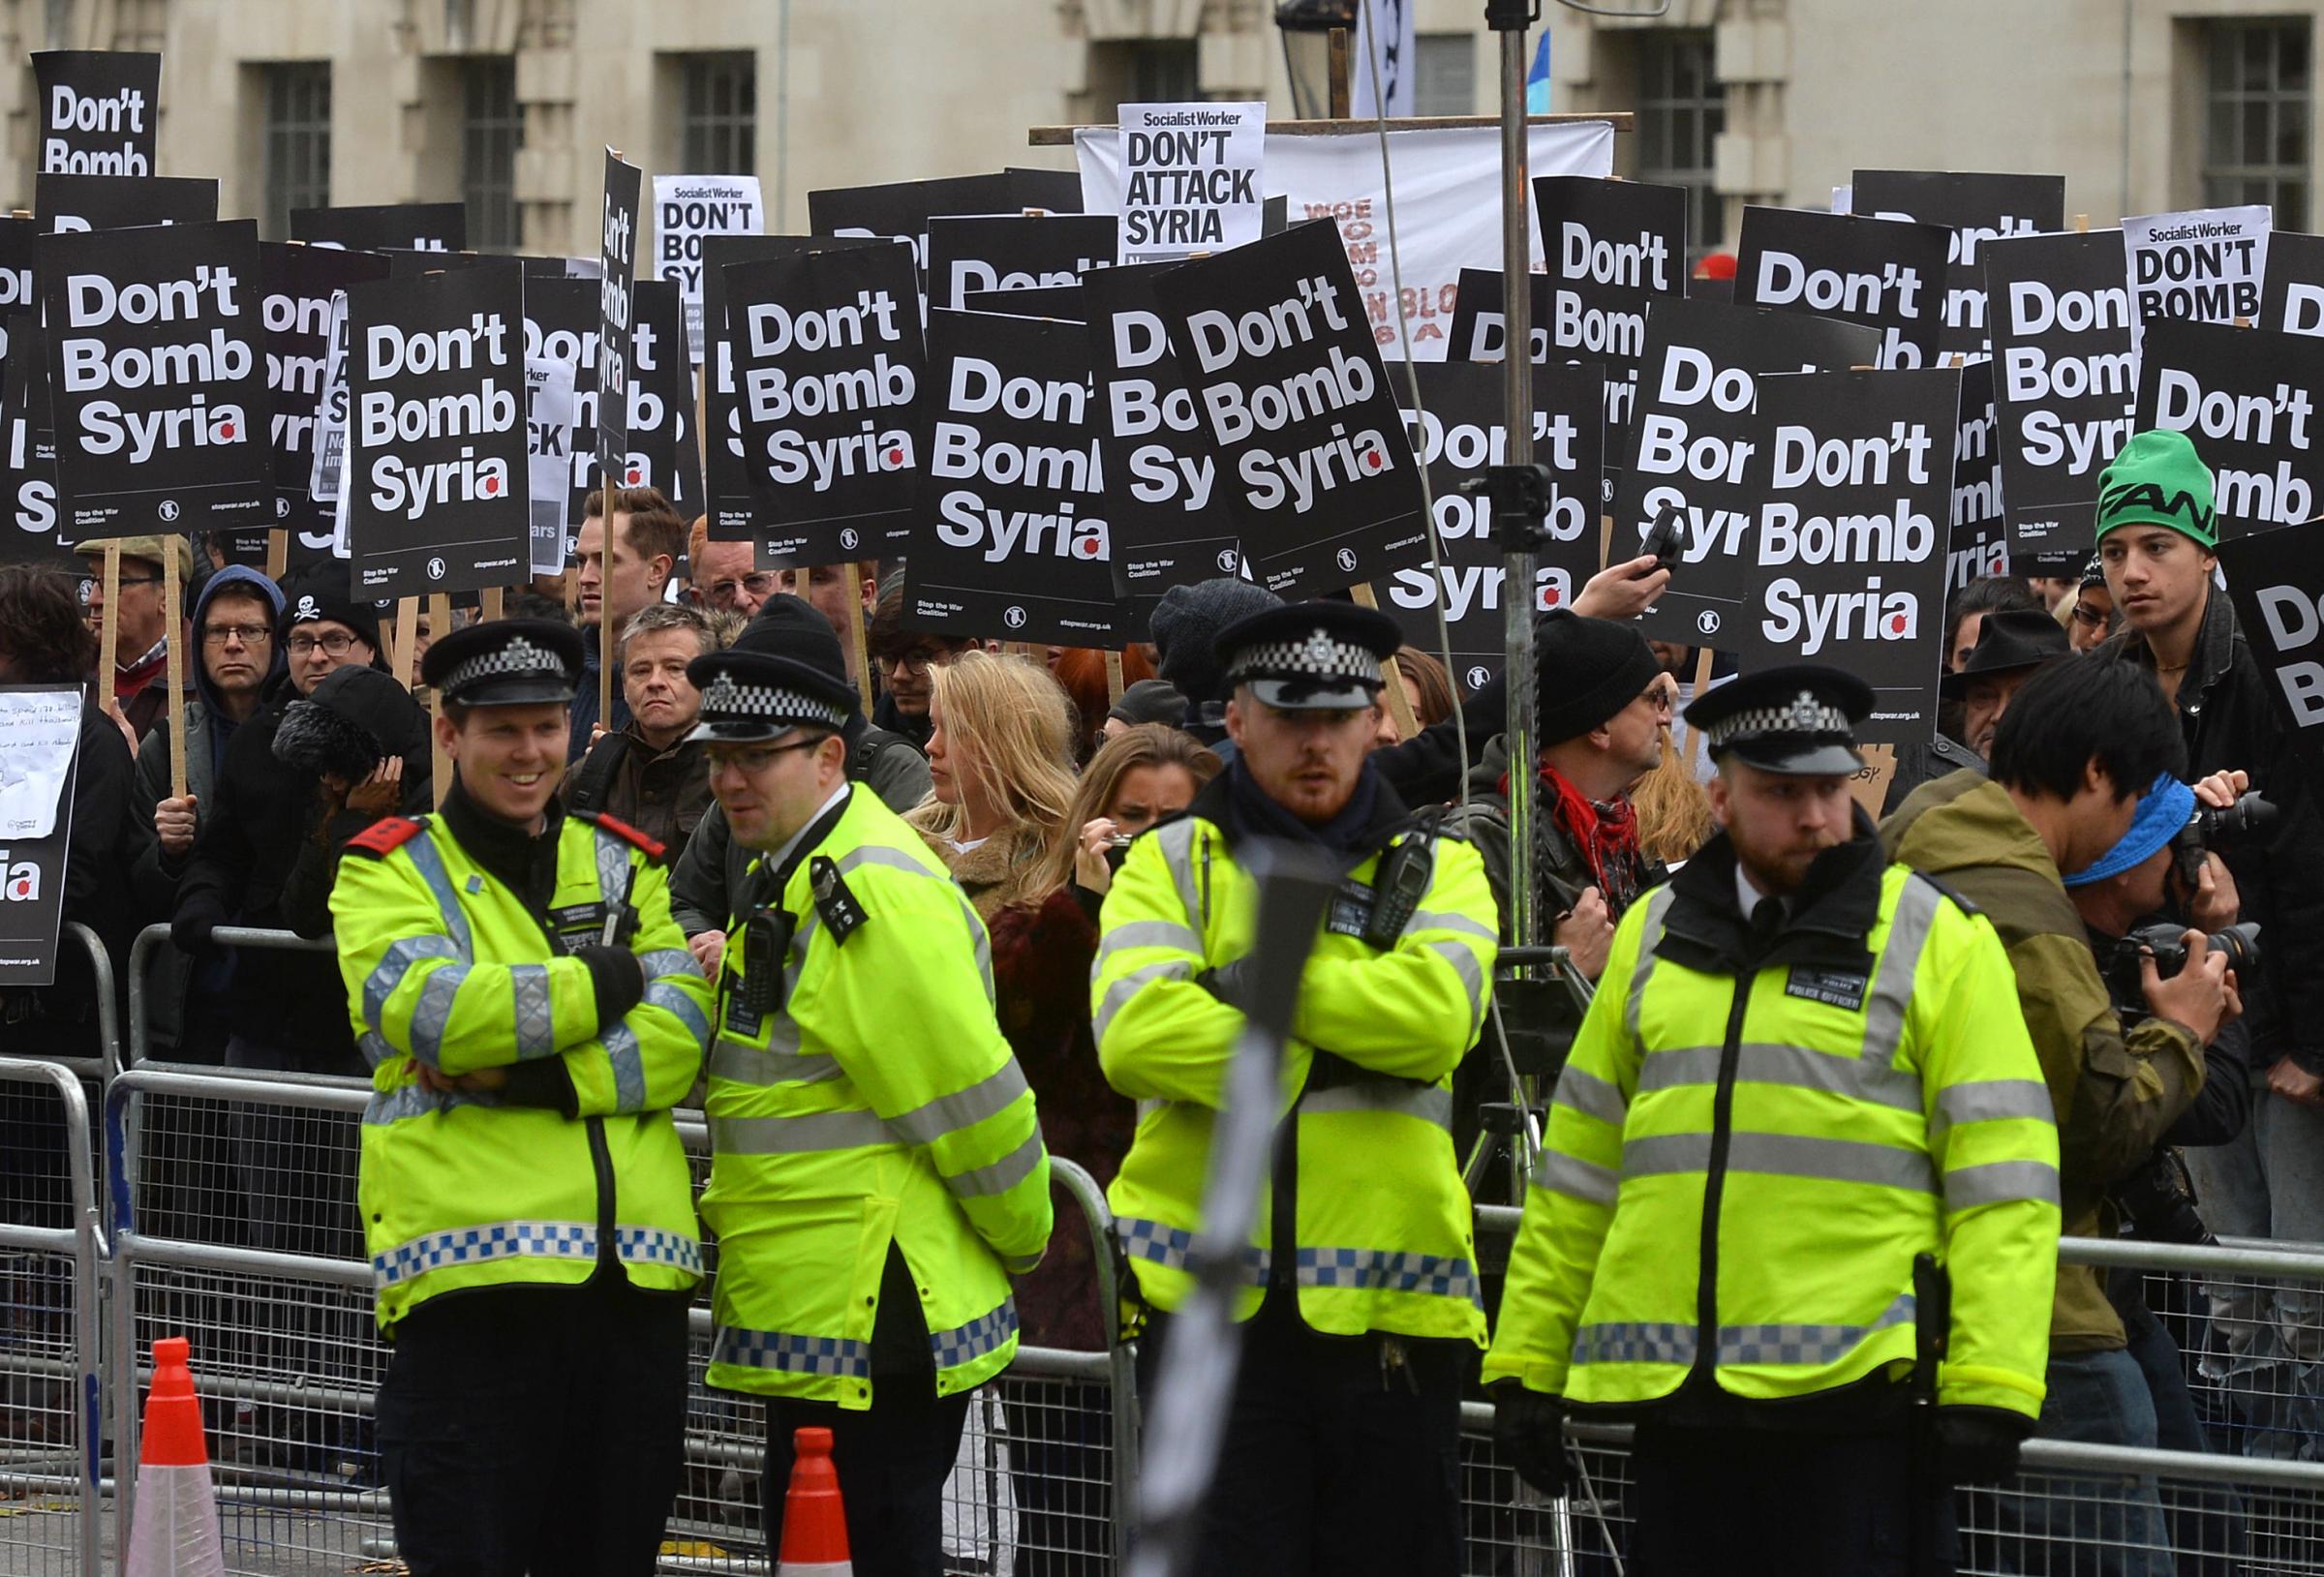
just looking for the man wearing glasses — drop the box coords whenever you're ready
[136,565,286,864]
[74,533,193,742]
[688,519,780,619]
[1452,610,1673,983]
[864,584,974,753]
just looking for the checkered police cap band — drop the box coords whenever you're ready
[1707,691,1854,750]
[443,635,567,695]
[699,670,847,730]
[1226,627,1384,687]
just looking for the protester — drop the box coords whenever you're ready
[1882,573,2043,811]
[565,603,719,866]
[272,665,434,940]
[1053,646,1158,761]
[797,559,878,671]
[667,596,931,967]
[571,485,688,758]
[76,532,193,741]
[2024,552,2084,613]
[687,517,778,618]
[1042,722,1219,908]
[331,618,711,1575]
[1942,608,2071,758]
[2066,554,2118,653]
[865,583,977,751]
[1097,677,1187,745]
[1492,665,2059,1577]
[1096,600,1496,1577]
[905,651,1079,920]
[1884,655,2222,1569]
[1148,577,1283,758]
[1948,573,2047,674]
[1373,646,1455,748]
[686,631,1050,1577]
[1629,710,1717,867]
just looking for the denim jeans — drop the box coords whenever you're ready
[2181,1086,2324,1459]
[1994,1348,2173,1577]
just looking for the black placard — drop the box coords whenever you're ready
[2217,524,2324,757]
[2135,318,2324,543]
[40,219,269,537]
[809,174,1015,279]
[343,266,530,598]
[262,241,391,567]
[1150,221,1426,597]
[37,173,217,235]
[1381,357,1605,698]
[520,276,598,534]
[1446,267,1553,364]
[382,250,517,282]
[1531,176,1688,489]
[0,316,65,565]
[33,51,160,178]
[0,688,78,989]
[633,278,700,514]
[961,284,1085,318]
[1735,207,1951,370]
[1983,229,2138,555]
[905,308,1116,645]
[1850,170,2066,354]
[291,203,467,254]
[2259,230,2324,338]
[1615,297,1881,648]
[1948,359,2010,591]
[924,214,1116,313]
[1734,368,1959,745]
[522,275,697,540]
[723,243,927,567]
[701,234,892,541]
[596,150,644,486]
[0,220,36,355]
[1084,261,1241,629]
[1005,167,1086,215]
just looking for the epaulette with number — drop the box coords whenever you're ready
[809,854,868,946]
[575,809,667,863]
[345,816,425,859]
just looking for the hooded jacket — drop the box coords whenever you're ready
[1881,769,2204,1351]
[134,565,287,842]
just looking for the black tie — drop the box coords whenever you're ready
[1750,896,1786,951]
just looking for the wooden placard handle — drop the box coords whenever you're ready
[480,587,505,623]
[391,597,420,703]
[264,528,289,582]
[841,562,874,715]
[1104,648,1125,708]
[1690,645,1716,774]
[95,543,122,718]
[1349,583,1421,742]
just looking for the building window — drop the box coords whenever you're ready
[1125,39,1198,106]
[261,63,331,241]
[1414,34,1476,116]
[2205,17,2310,230]
[463,57,521,252]
[679,52,757,174]
[1635,30,1725,253]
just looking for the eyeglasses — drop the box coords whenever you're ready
[200,623,272,647]
[703,571,781,606]
[1636,684,1675,715]
[76,574,163,601]
[287,631,360,657]
[2070,601,2108,627]
[877,650,946,675]
[709,737,827,775]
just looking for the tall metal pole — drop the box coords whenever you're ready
[1489,0,1543,960]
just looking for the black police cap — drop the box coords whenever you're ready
[421,619,585,708]
[686,648,855,745]
[1212,599,1401,712]
[1683,663,1874,776]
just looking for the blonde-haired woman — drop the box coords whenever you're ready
[904,650,1080,919]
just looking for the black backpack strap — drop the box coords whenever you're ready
[566,731,632,816]
[846,726,909,782]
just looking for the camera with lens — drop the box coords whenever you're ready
[2169,791,2278,888]
[2112,1146,2216,1247]
[2099,921,2260,1002]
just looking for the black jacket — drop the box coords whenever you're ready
[2097,586,2324,1075]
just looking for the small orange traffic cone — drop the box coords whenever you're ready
[776,1426,852,1575]
[124,1337,227,1577]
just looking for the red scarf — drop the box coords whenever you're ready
[1501,761,1646,916]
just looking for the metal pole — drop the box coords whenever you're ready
[1490,1,1541,961]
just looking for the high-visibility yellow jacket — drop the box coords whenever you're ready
[701,788,1052,1410]
[330,804,713,1334]
[1093,773,1498,1345]
[1483,834,2061,1423]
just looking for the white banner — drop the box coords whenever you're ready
[654,173,764,365]
[1116,102,1265,265]
[527,356,579,576]
[1076,121,1614,361]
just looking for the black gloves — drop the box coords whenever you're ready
[576,945,646,1026]
[1196,957,1258,1016]
[169,898,227,956]
[1489,1380,1568,1499]
[1933,1406,2028,1486]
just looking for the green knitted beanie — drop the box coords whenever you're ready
[2095,429,2218,549]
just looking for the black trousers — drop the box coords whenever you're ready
[375,1277,691,1577]
[760,1381,973,1577]
[1136,1300,1465,1577]
[1627,1419,1956,1577]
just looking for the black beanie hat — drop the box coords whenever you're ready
[276,565,386,656]
[1534,611,1665,743]
[1149,577,1282,707]
[1108,677,1188,729]
[272,665,428,782]
[733,592,861,717]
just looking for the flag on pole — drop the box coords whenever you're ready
[1350,0,1417,118]
[1526,33,1553,113]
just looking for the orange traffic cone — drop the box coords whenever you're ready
[776,1426,852,1575]
[124,1337,227,1577]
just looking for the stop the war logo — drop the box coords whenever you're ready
[1984,229,2137,554]
[905,308,1116,645]
[39,219,269,534]
[343,266,530,599]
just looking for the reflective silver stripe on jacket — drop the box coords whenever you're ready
[1151,818,1204,930]
[1859,877,1942,1069]
[1943,1158,2062,1210]
[889,1061,1029,1148]
[946,1131,1046,1198]
[511,963,556,1059]
[711,1109,898,1155]
[363,934,460,1031]
[1932,1078,2055,1138]
[1092,920,1203,975]
[1621,1131,1938,1195]
[402,829,474,956]
[1550,1064,1628,1129]
[1301,1079,1454,1132]
[593,827,636,927]
[1092,958,1194,1046]
[825,843,994,1000]
[709,1029,842,1087]
[604,1021,646,1112]
[1539,1148,1620,1207]
[1622,888,1676,1049]
[1636,1042,1923,1114]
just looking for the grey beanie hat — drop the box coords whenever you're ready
[1149,578,1283,708]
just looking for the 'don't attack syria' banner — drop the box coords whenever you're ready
[1736,367,1959,747]
[1384,357,1606,697]
[1116,102,1265,265]
[40,218,270,537]
[34,51,160,177]
[723,241,926,567]
[906,307,1116,647]
[1983,228,2137,556]
[1150,219,1427,597]
[1850,170,2064,355]
[2135,318,2324,543]
[1735,206,1951,370]
[342,265,530,599]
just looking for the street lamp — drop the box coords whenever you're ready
[1273,0,1357,120]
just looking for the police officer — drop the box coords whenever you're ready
[688,623,1052,1577]
[1093,600,1498,1577]
[329,618,714,1576]
[1486,666,2062,1576]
